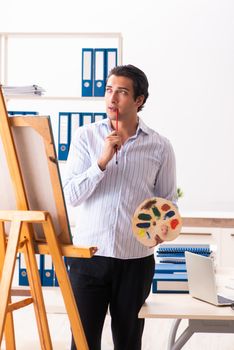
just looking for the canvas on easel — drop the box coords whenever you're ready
[0,114,72,243]
[0,87,96,349]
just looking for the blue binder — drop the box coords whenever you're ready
[58,112,71,161]
[105,48,117,78]
[70,112,82,138]
[81,112,93,126]
[94,48,106,96]
[41,255,54,286]
[18,253,29,286]
[19,253,41,286]
[82,48,93,97]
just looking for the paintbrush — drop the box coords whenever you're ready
[115,108,118,164]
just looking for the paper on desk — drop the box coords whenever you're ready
[215,273,234,299]
[225,278,234,291]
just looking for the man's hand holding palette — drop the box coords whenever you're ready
[132,197,182,247]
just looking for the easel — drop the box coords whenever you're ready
[0,87,97,349]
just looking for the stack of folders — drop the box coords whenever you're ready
[58,111,107,161]
[18,253,68,287]
[2,85,45,96]
[153,244,213,293]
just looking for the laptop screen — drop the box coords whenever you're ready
[185,252,218,305]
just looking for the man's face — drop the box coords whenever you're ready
[105,75,142,122]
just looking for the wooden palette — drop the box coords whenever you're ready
[132,197,182,247]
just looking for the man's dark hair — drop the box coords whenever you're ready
[108,64,149,112]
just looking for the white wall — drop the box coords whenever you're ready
[1,0,234,213]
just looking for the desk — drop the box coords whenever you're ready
[139,294,234,350]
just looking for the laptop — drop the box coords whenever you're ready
[185,251,234,306]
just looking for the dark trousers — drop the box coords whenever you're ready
[67,255,155,350]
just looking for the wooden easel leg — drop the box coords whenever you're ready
[0,220,22,345]
[42,215,89,350]
[0,222,16,350]
[0,222,16,349]
[4,314,16,350]
[22,223,53,350]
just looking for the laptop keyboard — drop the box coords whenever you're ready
[217,295,234,304]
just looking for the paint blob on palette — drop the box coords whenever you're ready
[132,197,182,247]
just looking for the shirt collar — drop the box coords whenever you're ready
[137,117,151,135]
[104,116,152,136]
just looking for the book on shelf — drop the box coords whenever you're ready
[152,272,188,293]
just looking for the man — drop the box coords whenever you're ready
[63,64,177,350]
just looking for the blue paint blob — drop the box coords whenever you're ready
[164,210,175,220]
[136,222,151,229]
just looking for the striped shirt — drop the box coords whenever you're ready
[63,117,177,259]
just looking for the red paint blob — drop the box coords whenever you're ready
[170,219,179,229]
[161,204,171,211]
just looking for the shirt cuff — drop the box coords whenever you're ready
[86,161,105,182]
